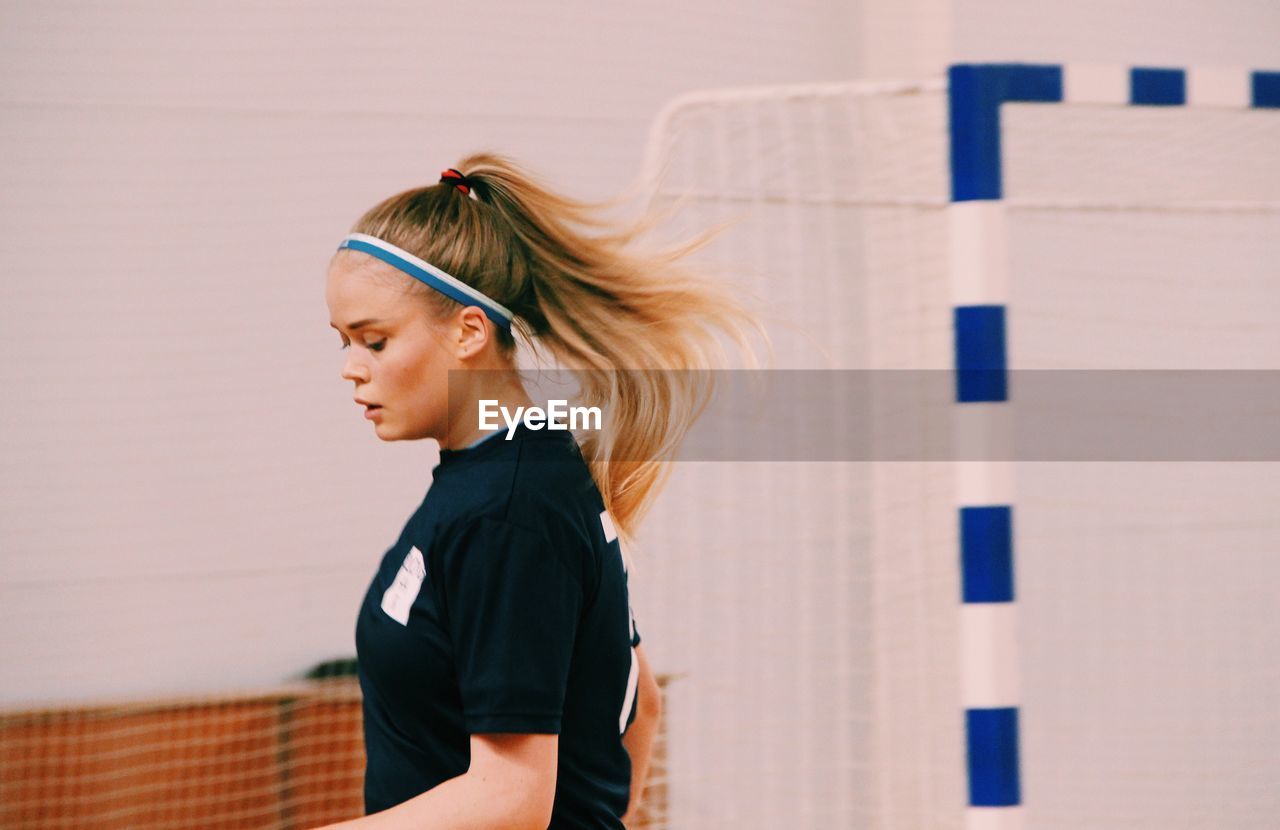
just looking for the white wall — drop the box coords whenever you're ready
[0,0,861,708]
[953,0,1280,69]
[860,0,1280,77]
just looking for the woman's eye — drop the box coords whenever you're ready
[340,340,385,352]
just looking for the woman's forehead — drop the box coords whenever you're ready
[326,257,403,319]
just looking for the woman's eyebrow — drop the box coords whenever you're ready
[329,318,386,331]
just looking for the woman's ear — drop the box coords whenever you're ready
[455,306,491,359]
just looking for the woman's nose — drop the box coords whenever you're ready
[340,352,368,383]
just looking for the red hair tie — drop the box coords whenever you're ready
[439,167,472,196]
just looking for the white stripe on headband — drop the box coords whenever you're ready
[337,232,515,331]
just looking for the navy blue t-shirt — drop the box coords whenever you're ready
[354,420,643,827]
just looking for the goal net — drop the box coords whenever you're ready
[630,72,1280,830]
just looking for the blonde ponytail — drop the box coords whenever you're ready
[346,152,765,559]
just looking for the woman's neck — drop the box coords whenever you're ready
[440,372,535,451]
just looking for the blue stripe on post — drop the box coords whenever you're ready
[948,63,1063,201]
[1004,64,1064,103]
[960,506,1014,602]
[949,65,1004,201]
[1130,67,1187,105]
[1253,71,1280,108]
[966,707,1022,806]
[954,305,1008,403]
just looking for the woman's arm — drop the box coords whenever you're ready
[620,644,662,827]
[317,733,557,830]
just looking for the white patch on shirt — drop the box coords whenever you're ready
[380,545,425,626]
[620,643,640,735]
[600,509,618,545]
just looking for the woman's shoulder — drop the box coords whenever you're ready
[416,442,601,590]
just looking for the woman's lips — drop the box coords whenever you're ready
[364,406,383,420]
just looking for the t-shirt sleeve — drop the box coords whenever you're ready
[434,514,584,734]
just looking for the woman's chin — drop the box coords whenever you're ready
[367,415,391,438]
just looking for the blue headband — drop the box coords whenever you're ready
[337,232,515,332]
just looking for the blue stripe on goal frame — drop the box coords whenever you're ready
[948,64,1063,201]
[1130,67,1187,105]
[960,506,1015,603]
[1254,71,1280,108]
[966,707,1022,806]
[954,305,1008,403]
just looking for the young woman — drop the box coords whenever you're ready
[322,155,761,829]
